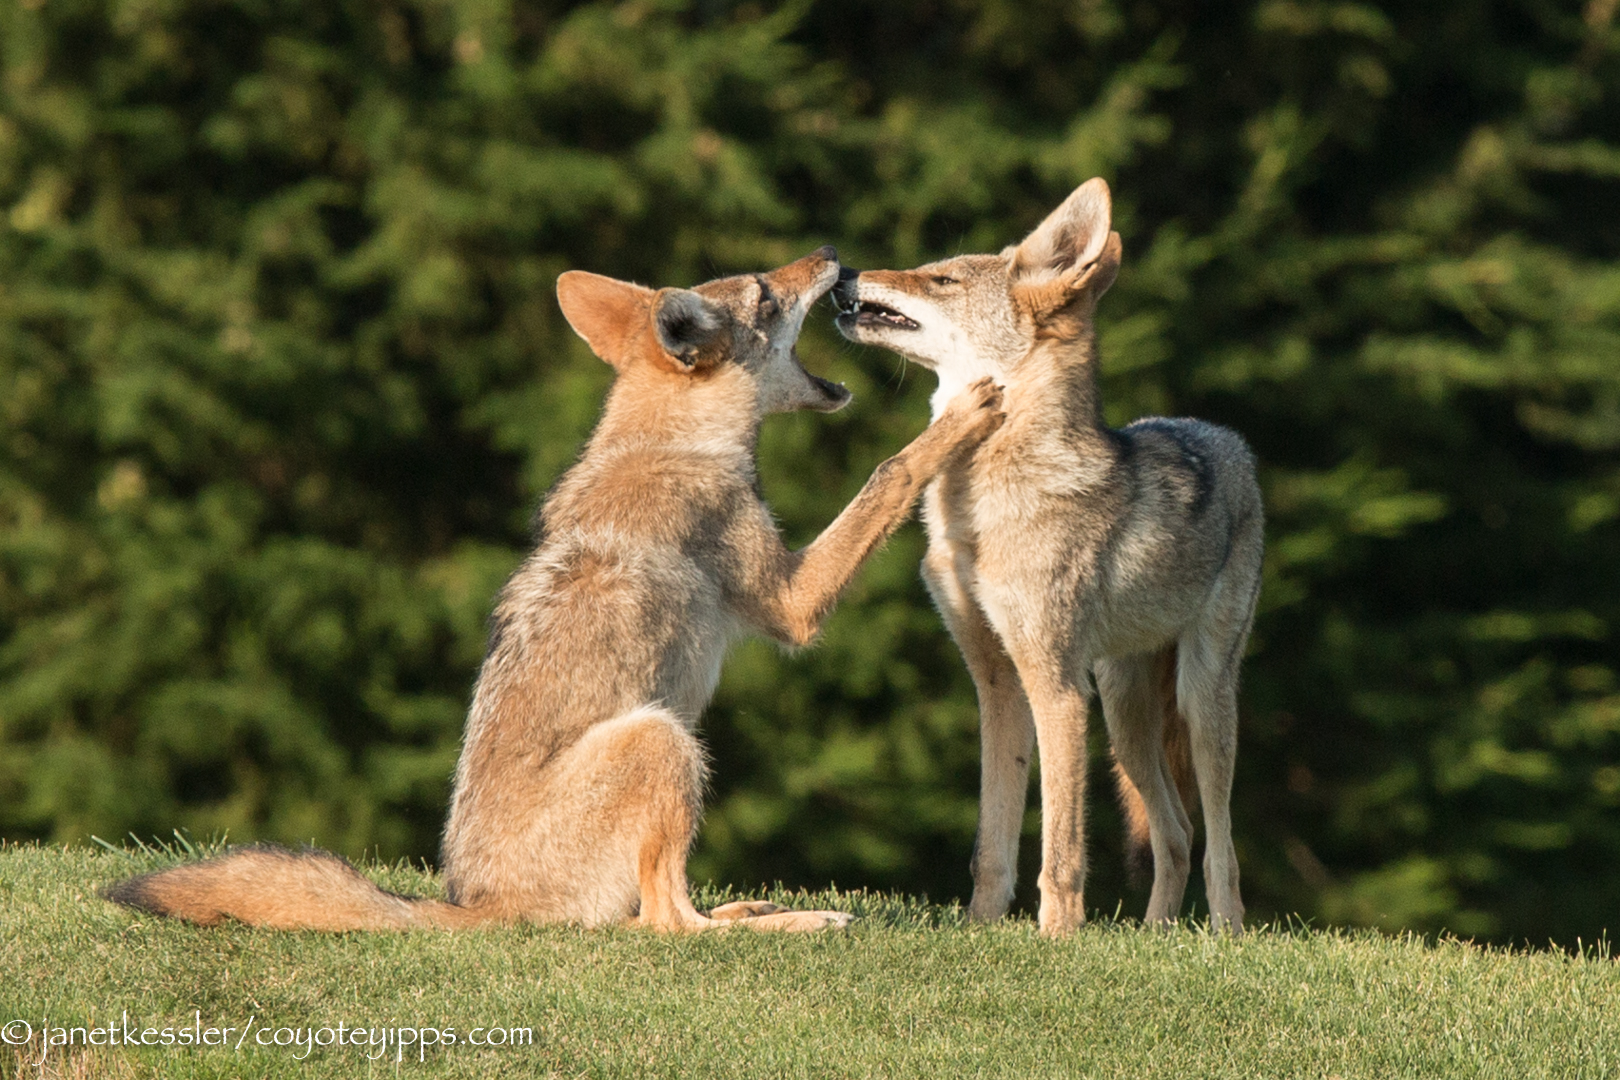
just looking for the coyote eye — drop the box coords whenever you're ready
[931,275,958,287]
[758,295,779,317]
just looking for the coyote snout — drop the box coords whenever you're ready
[837,179,1262,936]
[106,246,1006,935]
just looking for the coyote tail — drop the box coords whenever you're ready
[1115,646,1200,888]
[102,844,489,931]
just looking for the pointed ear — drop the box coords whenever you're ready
[557,271,655,366]
[1011,178,1121,299]
[652,288,726,370]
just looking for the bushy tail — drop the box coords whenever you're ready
[1115,646,1200,888]
[102,844,488,931]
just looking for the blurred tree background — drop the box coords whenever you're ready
[2,0,1617,945]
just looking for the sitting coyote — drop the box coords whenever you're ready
[834,181,1263,934]
[106,247,1004,933]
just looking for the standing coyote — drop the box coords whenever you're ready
[834,181,1263,934]
[106,248,1004,933]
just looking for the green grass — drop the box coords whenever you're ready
[4,842,1618,1078]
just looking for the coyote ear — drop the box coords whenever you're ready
[557,271,656,368]
[1010,178,1121,301]
[652,288,726,370]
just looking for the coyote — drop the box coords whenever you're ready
[834,181,1263,934]
[106,248,1004,933]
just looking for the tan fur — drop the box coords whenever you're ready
[106,248,1005,934]
[835,181,1263,934]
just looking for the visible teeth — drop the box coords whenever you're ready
[855,302,918,329]
[833,295,918,330]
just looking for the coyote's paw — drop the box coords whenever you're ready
[733,909,856,933]
[937,376,1006,451]
[708,900,787,921]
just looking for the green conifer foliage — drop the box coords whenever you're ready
[2,0,1617,943]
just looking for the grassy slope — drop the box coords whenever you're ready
[2,843,1617,1079]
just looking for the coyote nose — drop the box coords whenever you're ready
[831,267,860,312]
[814,244,838,263]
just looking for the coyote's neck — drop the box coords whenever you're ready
[541,371,759,540]
[1022,332,1104,429]
[588,366,760,459]
[935,330,1106,437]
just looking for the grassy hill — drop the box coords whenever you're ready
[3,842,1616,1078]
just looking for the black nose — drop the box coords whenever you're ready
[814,244,838,263]
[831,270,860,311]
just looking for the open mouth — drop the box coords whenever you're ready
[835,298,920,331]
[801,369,852,412]
[809,372,852,403]
[788,345,853,411]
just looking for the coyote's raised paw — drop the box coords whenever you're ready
[935,376,1006,454]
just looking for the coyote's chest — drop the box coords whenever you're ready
[924,414,1186,661]
[929,405,1112,543]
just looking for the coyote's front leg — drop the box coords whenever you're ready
[754,377,1005,645]
[1019,663,1094,937]
[921,537,1035,923]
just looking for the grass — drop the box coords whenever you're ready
[3,841,1618,1078]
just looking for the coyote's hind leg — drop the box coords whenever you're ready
[1096,649,1194,924]
[1175,639,1245,933]
[586,712,852,933]
[461,707,712,931]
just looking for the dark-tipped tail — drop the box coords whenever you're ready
[103,844,487,931]
[1117,647,1200,888]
